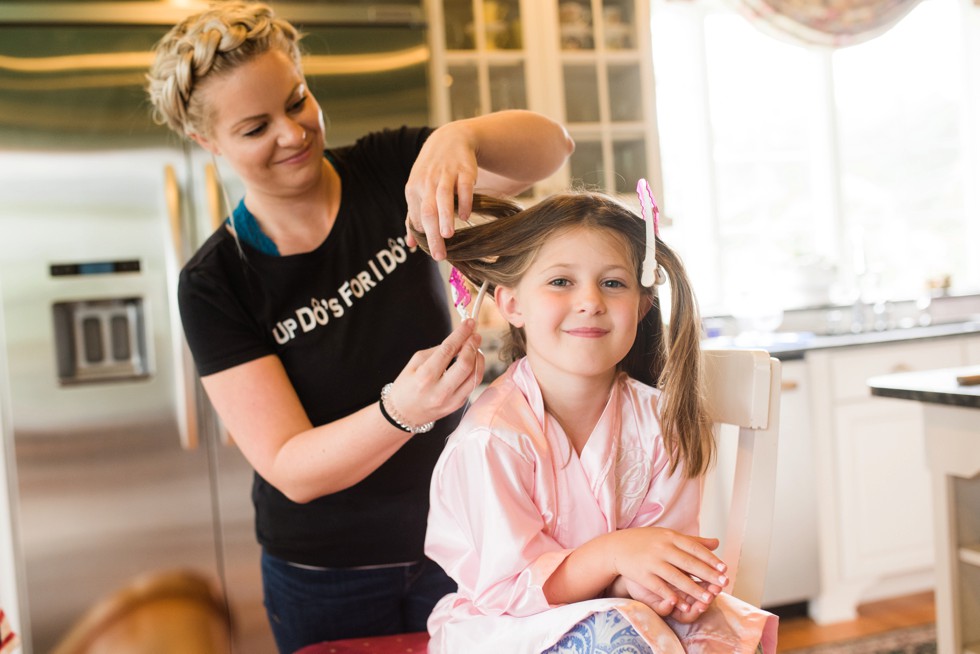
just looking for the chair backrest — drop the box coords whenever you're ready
[50,569,232,654]
[701,348,781,607]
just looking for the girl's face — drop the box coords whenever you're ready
[496,226,648,387]
[191,49,326,199]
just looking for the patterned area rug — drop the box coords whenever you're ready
[783,624,936,654]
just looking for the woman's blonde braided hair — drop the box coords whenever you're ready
[146,1,302,136]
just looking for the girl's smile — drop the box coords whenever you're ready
[564,326,610,337]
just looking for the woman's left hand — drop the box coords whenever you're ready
[404,111,574,261]
[404,121,478,261]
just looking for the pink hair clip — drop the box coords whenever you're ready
[450,267,488,321]
[636,178,665,287]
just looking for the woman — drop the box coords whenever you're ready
[146,3,573,652]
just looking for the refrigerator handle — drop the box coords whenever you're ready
[203,163,234,447]
[164,165,200,451]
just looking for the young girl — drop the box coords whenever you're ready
[414,191,778,653]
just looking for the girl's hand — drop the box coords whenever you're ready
[404,121,479,261]
[609,576,722,623]
[385,318,484,428]
[608,575,676,617]
[665,578,724,624]
[609,527,728,610]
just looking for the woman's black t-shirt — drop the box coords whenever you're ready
[178,126,459,567]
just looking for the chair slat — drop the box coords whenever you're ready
[704,349,774,429]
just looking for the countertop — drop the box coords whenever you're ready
[867,365,980,409]
[703,320,980,361]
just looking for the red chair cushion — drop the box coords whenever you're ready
[296,631,429,654]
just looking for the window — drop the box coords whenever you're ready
[650,0,978,319]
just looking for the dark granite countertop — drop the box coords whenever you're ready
[867,366,980,409]
[703,320,980,361]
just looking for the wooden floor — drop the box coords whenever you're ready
[777,591,936,651]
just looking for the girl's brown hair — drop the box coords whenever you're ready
[412,192,714,478]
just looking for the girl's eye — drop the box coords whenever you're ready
[289,96,308,112]
[548,278,571,287]
[602,279,628,289]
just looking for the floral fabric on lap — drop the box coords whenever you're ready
[543,611,653,654]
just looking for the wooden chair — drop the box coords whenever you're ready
[302,348,781,654]
[50,569,232,654]
[701,348,781,606]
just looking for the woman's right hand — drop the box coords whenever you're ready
[200,319,483,503]
[384,318,485,429]
[609,527,728,610]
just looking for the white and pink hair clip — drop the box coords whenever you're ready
[636,178,666,287]
[449,267,488,321]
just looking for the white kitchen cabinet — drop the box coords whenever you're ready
[427,0,663,202]
[807,338,965,624]
[830,399,935,577]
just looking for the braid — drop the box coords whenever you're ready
[147,2,301,136]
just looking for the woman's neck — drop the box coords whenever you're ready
[532,363,617,456]
[243,158,340,255]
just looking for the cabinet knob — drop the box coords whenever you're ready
[891,362,912,373]
[781,379,799,392]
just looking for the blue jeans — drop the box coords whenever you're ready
[261,550,456,653]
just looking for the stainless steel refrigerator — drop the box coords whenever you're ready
[0,3,430,652]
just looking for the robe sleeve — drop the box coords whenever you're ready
[426,429,572,618]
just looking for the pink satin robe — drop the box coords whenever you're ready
[425,358,778,654]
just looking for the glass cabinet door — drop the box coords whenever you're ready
[558,0,660,200]
[443,0,476,49]
[438,0,529,119]
[489,62,527,111]
[429,0,662,203]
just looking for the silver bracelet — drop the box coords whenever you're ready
[379,383,435,434]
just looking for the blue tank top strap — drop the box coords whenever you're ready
[231,199,280,256]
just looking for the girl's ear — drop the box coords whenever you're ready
[638,294,654,320]
[189,132,220,156]
[494,285,525,328]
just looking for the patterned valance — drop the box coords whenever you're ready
[724,0,925,46]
